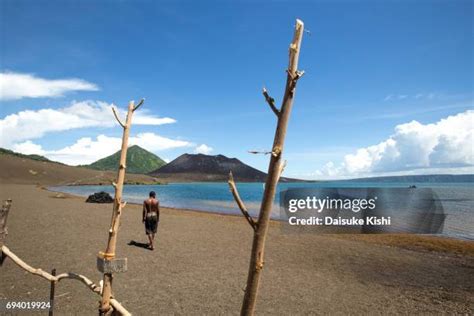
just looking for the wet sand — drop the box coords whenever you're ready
[0,183,473,315]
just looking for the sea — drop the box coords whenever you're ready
[49,182,474,240]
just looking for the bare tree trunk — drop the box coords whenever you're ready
[100,99,143,314]
[235,20,305,316]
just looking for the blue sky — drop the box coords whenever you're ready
[0,0,473,179]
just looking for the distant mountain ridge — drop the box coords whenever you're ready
[149,153,303,182]
[341,174,474,183]
[0,147,58,163]
[0,147,157,185]
[85,145,166,174]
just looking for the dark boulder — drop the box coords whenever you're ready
[86,191,114,203]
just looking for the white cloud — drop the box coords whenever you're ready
[0,100,176,147]
[130,133,191,152]
[315,110,474,179]
[11,140,44,155]
[383,92,439,102]
[0,72,99,100]
[194,144,213,155]
[13,133,193,165]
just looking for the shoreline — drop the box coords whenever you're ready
[51,180,474,187]
[46,185,258,223]
[47,185,474,242]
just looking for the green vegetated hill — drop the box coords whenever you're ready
[86,145,166,174]
[0,147,57,163]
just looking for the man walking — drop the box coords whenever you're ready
[143,191,160,250]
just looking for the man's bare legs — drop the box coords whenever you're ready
[147,234,154,250]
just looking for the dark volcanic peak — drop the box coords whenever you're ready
[149,153,267,182]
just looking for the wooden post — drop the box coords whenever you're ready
[100,99,144,314]
[229,20,305,316]
[49,268,56,316]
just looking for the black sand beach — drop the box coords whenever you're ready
[1,183,473,314]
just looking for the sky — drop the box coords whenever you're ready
[0,0,473,179]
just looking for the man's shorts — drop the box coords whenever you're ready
[145,215,158,234]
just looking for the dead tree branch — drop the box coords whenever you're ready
[1,245,130,316]
[112,107,126,128]
[228,172,257,230]
[248,150,272,155]
[262,88,279,117]
[132,98,145,112]
[287,70,305,95]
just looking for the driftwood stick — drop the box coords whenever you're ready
[228,172,257,230]
[240,19,305,316]
[112,107,126,128]
[56,273,101,294]
[1,245,130,315]
[101,99,143,314]
[262,88,279,116]
[109,298,131,316]
[1,245,58,280]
